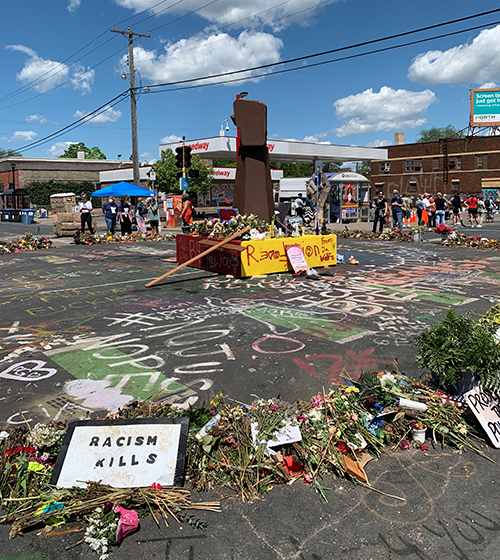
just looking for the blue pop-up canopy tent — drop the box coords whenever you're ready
[91,182,156,198]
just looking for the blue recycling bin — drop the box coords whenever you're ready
[1,209,9,222]
[20,209,36,224]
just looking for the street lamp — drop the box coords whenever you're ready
[220,119,230,137]
[11,163,16,209]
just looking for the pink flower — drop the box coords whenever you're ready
[114,506,139,543]
[150,482,163,490]
[303,473,313,483]
[311,394,323,408]
[269,404,279,412]
[399,440,410,450]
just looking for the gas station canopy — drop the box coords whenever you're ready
[159,137,388,164]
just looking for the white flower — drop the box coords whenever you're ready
[308,408,323,422]
[0,431,9,441]
[379,373,396,387]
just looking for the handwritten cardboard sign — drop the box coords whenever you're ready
[50,418,189,488]
[464,385,500,448]
[285,244,309,275]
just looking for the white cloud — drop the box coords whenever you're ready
[130,31,282,85]
[73,106,122,123]
[114,0,339,29]
[25,114,55,125]
[140,152,157,164]
[366,139,392,147]
[408,25,500,85]
[282,135,330,143]
[479,82,498,89]
[47,141,75,157]
[334,86,437,137]
[160,134,182,144]
[67,0,81,12]
[2,130,37,143]
[6,44,94,94]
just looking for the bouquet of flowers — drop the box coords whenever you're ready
[435,224,452,235]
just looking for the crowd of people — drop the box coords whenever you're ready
[371,190,498,233]
[78,192,195,236]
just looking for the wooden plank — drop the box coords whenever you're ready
[197,239,247,252]
[144,227,250,288]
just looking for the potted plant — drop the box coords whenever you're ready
[412,421,427,443]
[414,309,500,396]
[409,225,425,242]
[435,224,452,239]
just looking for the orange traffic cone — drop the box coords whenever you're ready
[410,210,417,223]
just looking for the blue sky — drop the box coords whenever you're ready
[2,0,500,162]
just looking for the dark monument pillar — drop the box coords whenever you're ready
[232,99,275,223]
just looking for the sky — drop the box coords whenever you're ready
[2,0,500,163]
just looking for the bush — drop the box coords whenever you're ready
[414,309,500,394]
[26,181,101,208]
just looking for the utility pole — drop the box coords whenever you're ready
[111,27,150,187]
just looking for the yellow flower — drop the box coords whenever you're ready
[346,386,359,394]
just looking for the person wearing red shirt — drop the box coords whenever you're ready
[465,195,481,228]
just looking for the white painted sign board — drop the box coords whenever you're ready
[50,418,189,488]
[464,385,500,448]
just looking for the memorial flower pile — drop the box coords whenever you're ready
[0,233,52,255]
[192,214,269,239]
[334,228,413,243]
[445,233,500,251]
[73,231,175,245]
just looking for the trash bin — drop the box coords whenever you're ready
[21,209,36,224]
[11,210,21,222]
[1,209,9,222]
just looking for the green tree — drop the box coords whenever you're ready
[416,125,464,143]
[59,142,107,159]
[0,148,22,158]
[151,149,213,195]
[356,160,371,175]
[212,159,236,168]
[271,162,313,178]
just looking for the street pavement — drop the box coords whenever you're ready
[1,225,500,559]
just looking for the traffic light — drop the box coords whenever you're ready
[184,146,192,168]
[175,146,184,170]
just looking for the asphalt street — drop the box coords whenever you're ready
[0,228,500,560]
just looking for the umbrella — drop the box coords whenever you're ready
[91,182,156,198]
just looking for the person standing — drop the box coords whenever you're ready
[148,197,159,235]
[428,195,436,228]
[180,193,193,228]
[451,193,465,227]
[79,193,93,234]
[135,197,147,233]
[294,193,305,218]
[391,190,404,230]
[434,192,446,226]
[118,196,132,236]
[477,196,486,225]
[415,195,424,225]
[372,191,387,233]
[421,194,431,229]
[102,196,118,235]
[465,193,480,227]
[402,195,411,226]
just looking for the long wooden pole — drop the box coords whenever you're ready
[144,226,250,288]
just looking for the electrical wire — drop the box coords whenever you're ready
[12,9,500,154]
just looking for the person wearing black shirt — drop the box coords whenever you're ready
[434,192,447,226]
[372,191,388,233]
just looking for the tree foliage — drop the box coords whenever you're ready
[59,142,107,159]
[0,148,22,158]
[356,160,371,175]
[27,181,100,207]
[416,125,465,143]
[212,159,236,168]
[151,149,213,195]
[271,162,313,178]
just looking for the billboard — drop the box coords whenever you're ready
[470,89,500,126]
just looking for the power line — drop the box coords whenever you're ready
[143,8,500,91]
[13,9,500,154]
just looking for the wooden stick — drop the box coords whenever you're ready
[144,226,250,288]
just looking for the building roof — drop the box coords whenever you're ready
[159,136,387,164]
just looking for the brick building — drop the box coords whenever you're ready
[371,134,500,199]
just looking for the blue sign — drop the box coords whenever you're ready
[180,177,189,191]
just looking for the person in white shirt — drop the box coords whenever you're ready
[79,193,93,234]
[421,194,431,230]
